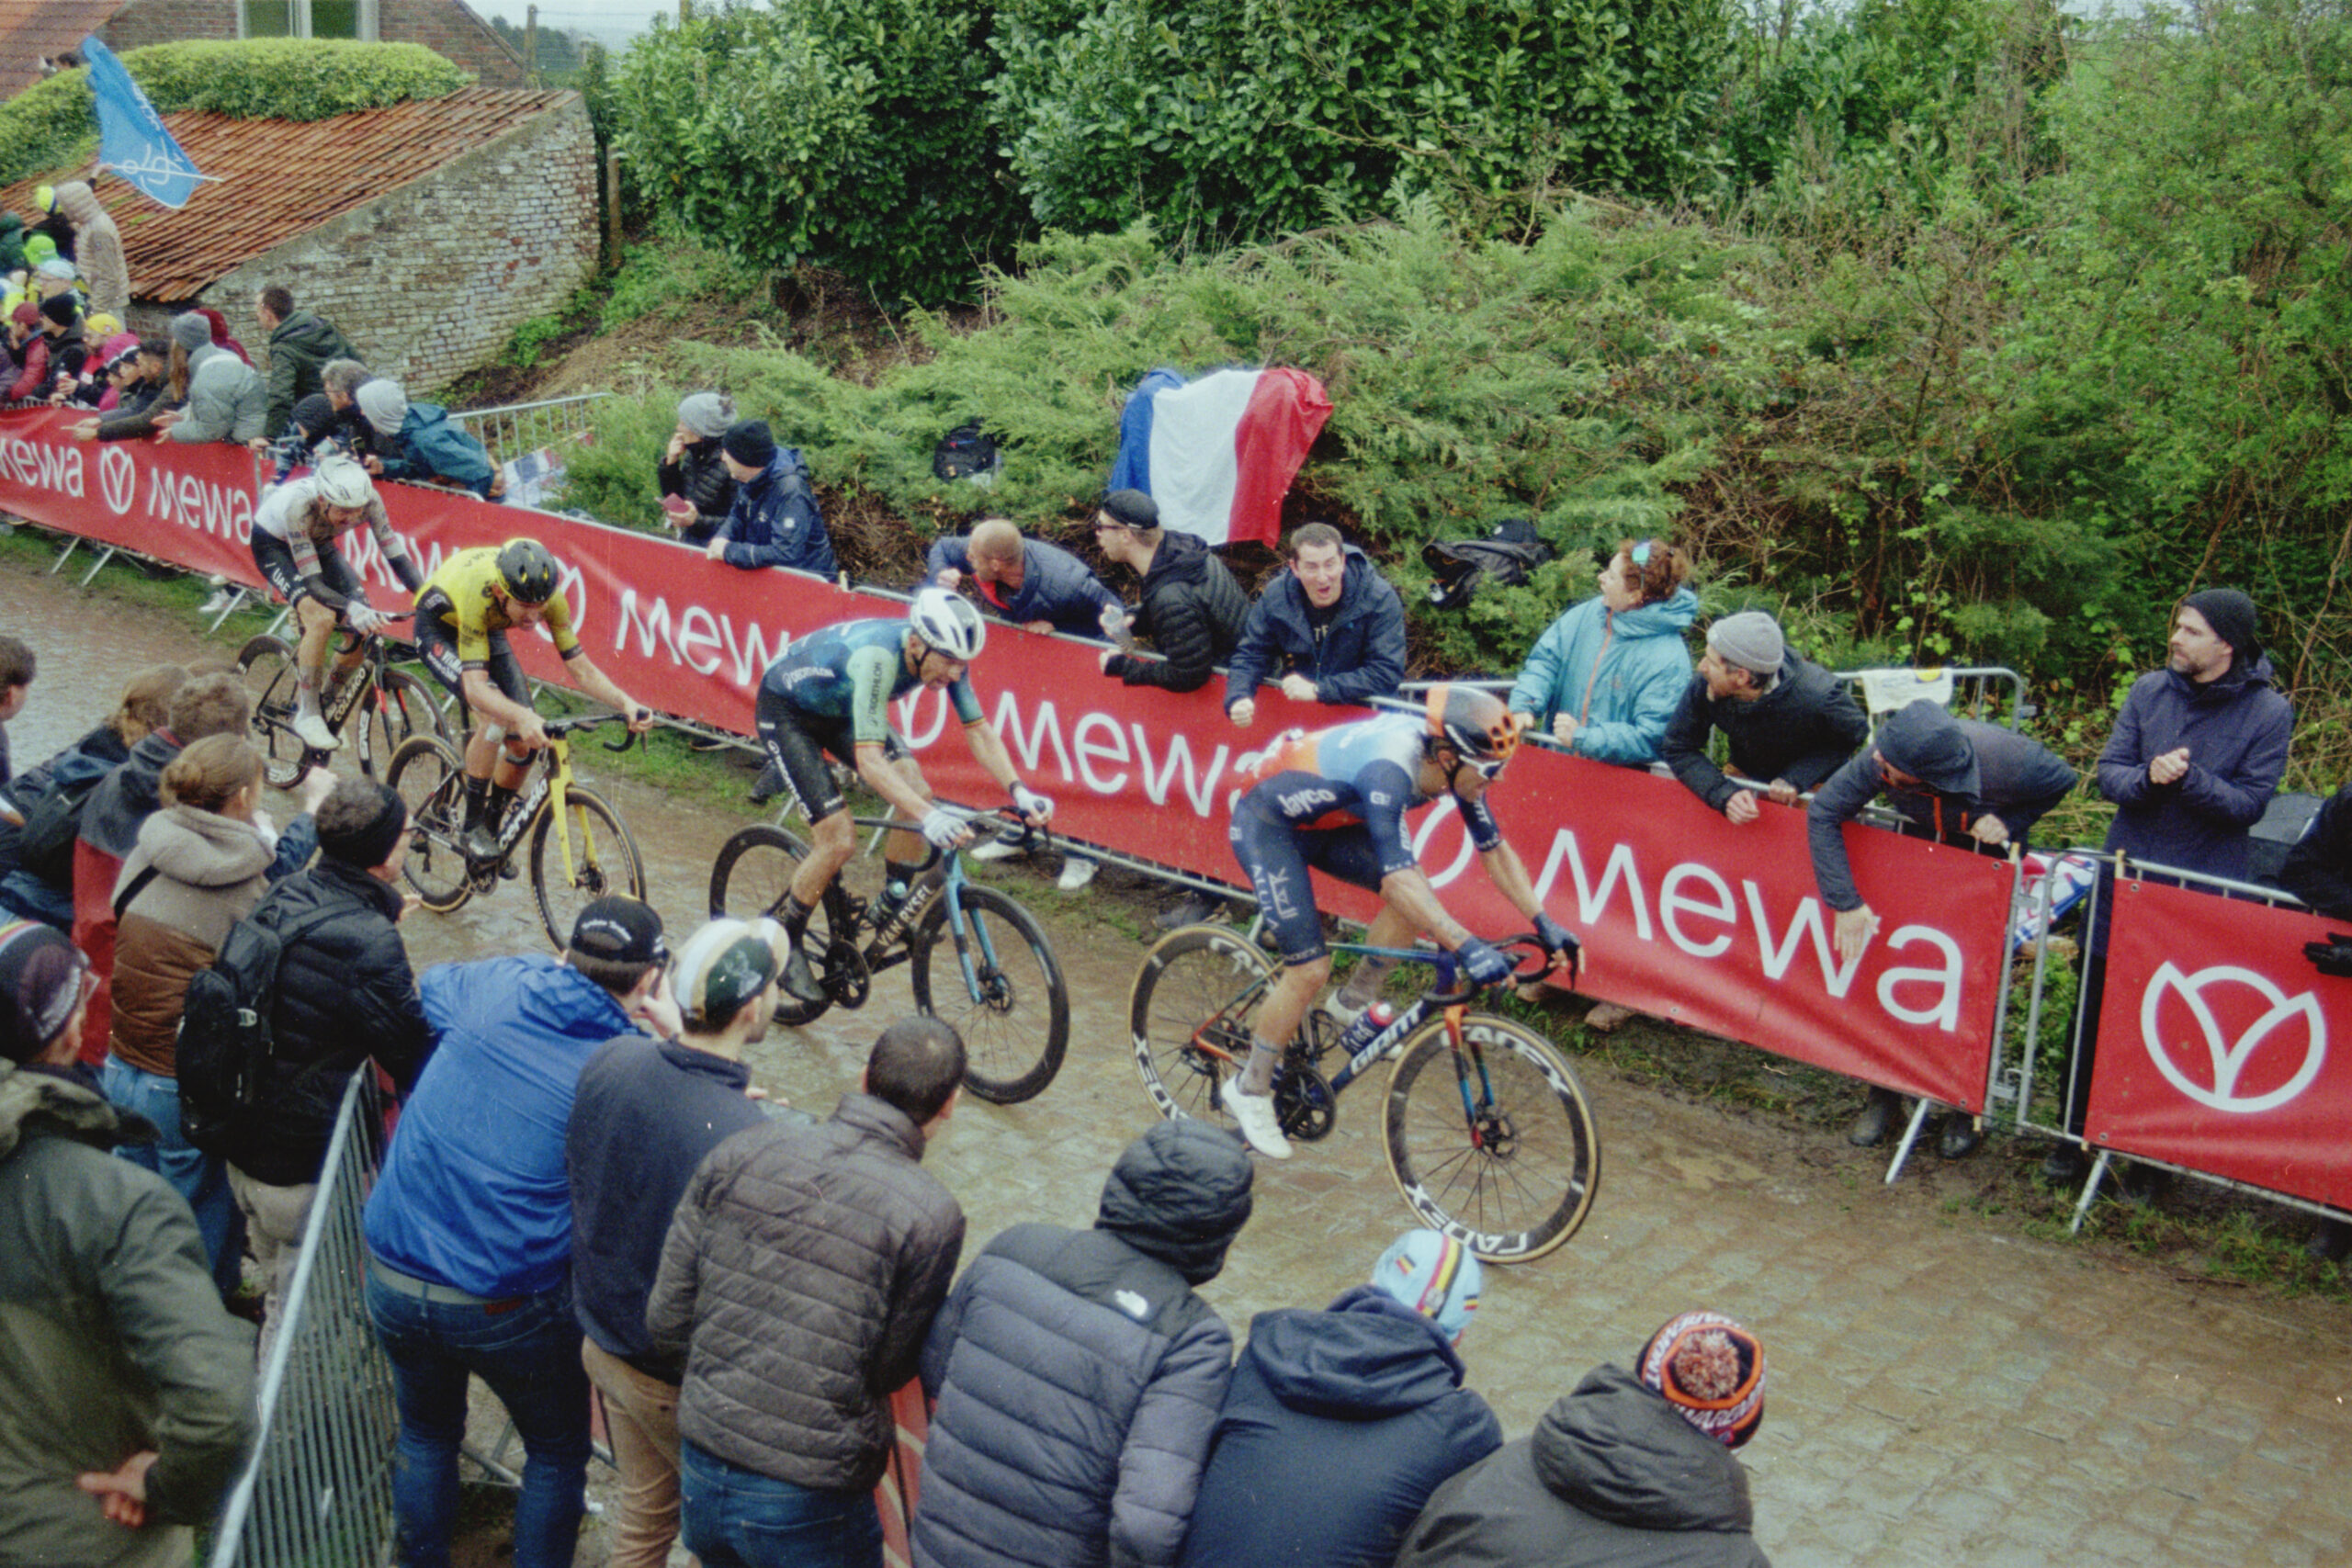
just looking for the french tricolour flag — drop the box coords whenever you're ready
[1110,367,1333,548]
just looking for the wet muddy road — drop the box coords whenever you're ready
[7,553,2350,1566]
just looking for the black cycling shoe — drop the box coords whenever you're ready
[749,761,785,807]
[462,824,503,863]
[1848,1087,1900,1148]
[779,945,826,1007]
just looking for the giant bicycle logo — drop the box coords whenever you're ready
[2138,962,2327,1113]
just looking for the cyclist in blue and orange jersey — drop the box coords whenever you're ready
[1222,684,1578,1159]
[752,587,1054,1005]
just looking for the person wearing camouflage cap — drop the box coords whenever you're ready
[567,918,800,1568]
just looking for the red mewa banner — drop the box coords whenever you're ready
[2090,876,2352,1207]
[0,408,2009,1109]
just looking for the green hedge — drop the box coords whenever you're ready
[0,40,470,186]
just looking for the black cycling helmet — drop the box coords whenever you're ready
[495,538,560,605]
[1425,683,1520,771]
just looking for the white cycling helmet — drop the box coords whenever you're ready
[909,586,986,661]
[313,453,374,510]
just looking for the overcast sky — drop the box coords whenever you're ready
[480,1,672,51]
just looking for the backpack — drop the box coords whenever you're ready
[933,420,1001,485]
[16,750,119,887]
[176,897,343,1158]
[1419,517,1552,610]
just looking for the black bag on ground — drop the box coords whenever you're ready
[1420,518,1552,609]
[933,420,1002,484]
[177,899,344,1158]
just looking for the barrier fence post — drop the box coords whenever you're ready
[206,1074,398,1568]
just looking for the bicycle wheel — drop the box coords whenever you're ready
[385,736,471,912]
[358,669,447,780]
[236,634,308,790]
[911,886,1068,1105]
[531,785,646,952]
[711,823,860,1027]
[1128,924,1274,1124]
[1384,1012,1601,1263]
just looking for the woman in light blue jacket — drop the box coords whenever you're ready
[1507,538,1697,767]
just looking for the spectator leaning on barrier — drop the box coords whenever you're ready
[253,286,357,443]
[0,919,258,1568]
[215,777,435,1364]
[364,896,675,1568]
[1093,488,1250,694]
[566,918,788,1568]
[649,1016,967,1568]
[659,390,738,547]
[1178,1229,1503,1568]
[1805,698,2076,1156]
[0,663,179,931]
[355,378,505,501]
[51,182,125,318]
[1663,611,1869,822]
[1396,1309,1770,1568]
[318,357,375,453]
[709,418,838,577]
[926,516,1123,638]
[1225,522,1408,727]
[157,312,265,446]
[70,338,166,440]
[914,1116,1255,1568]
[1508,537,1698,767]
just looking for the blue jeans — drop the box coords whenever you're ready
[366,1268,591,1568]
[680,1440,881,1568]
[101,1055,245,1296]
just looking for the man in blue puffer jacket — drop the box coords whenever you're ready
[1508,538,1698,767]
[1178,1230,1503,1568]
[708,419,838,577]
[913,1118,1255,1568]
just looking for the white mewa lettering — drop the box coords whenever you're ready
[610,588,782,685]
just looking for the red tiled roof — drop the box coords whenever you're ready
[0,85,574,302]
[0,2,120,102]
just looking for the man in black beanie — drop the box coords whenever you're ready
[2045,587,2295,1185]
[708,418,838,577]
[214,777,434,1356]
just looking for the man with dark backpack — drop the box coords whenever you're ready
[0,664,181,929]
[185,778,431,1360]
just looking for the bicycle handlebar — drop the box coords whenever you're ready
[1424,932,1577,1008]
[542,711,641,752]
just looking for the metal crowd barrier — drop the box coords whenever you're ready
[451,392,609,467]
[206,1074,397,1568]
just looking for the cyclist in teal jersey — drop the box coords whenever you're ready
[1221,685,1578,1157]
[753,589,1053,1003]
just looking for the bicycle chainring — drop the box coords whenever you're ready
[825,938,872,1010]
[1274,1058,1338,1143]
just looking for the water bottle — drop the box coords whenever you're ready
[1333,1001,1396,1059]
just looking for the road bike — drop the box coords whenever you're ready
[238,623,449,788]
[387,712,646,950]
[1129,926,1601,1261]
[708,810,1069,1105]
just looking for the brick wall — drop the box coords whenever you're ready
[192,94,596,397]
[104,0,526,85]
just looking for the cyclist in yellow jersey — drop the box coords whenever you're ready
[413,539,653,859]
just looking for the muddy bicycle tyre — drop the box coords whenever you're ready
[236,634,308,790]
[530,785,645,952]
[1128,923,1276,1127]
[385,736,473,913]
[910,886,1069,1105]
[1383,1011,1600,1263]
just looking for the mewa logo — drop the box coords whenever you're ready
[2138,962,2328,1114]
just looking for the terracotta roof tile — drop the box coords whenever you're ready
[0,85,573,302]
[0,2,120,102]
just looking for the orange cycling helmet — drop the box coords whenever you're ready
[1426,683,1519,771]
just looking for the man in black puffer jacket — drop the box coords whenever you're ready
[1661,612,1869,825]
[913,1117,1255,1568]
[217,778,432,1356]
[1092,489,1249,694]
[1224,524,1407,726]
[657,391,737,547]
[1396,1309,1771,1568]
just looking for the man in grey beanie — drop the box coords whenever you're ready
[1662,610,1869,828]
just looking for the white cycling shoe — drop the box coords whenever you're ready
[1219,1077,1293,1160]
[292,709,342,751]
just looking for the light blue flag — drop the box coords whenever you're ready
[81,35,209,209]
